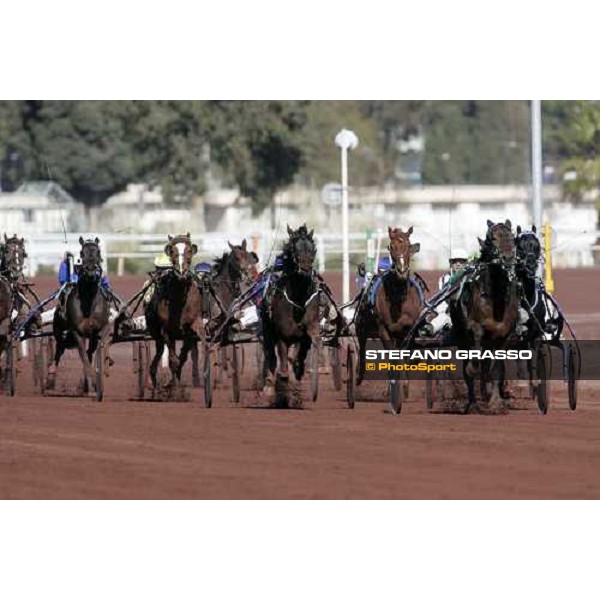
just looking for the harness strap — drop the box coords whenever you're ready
[282,288,320,311]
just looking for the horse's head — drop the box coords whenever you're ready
[227,238,254,284]
[286,224,316,275]
[165,233,197,278]
[516,224,541,277]
[2,234,26,280]
[78,236,103,278]
[479,220,516,266]
[388,226,420,278]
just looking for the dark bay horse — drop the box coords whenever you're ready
[515,225,550,339]
[1,234,40,316]
[145,233,203,392]
[210,239,256,315]
[48,237,111,396]
[451,220,519,411]
[261,225,321,397]
[355,226,425,385]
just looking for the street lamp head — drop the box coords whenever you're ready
[335,129,359,151]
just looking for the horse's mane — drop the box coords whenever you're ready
[212,252,230,276]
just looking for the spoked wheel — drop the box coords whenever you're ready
[231,344,240,403]
[330,345,342,391]
[346,345,355,409]
[133,341,146,399]
[310,343,319,403]
[203,342,212,408]
[95,342,104,402]
[36,337,48,394]
[256,342,266,391]
[534,343,550,414]
[567,344,579,411]
[5,339,17,396]
[389,378,403,415]
[425,370,437,410]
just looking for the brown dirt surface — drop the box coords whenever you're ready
[1,270,600,499]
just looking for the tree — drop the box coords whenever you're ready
[27,101,137,208]
[126,101,212,201]
[207,101,309,221]
[0,101,35,191]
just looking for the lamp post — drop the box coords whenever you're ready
[335,128,359,303]
[531,100,543,232]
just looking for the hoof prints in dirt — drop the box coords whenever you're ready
[140,386,192,402]
[268,376,304,409]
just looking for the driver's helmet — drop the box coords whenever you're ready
[154,253,171,269]
[377,256,392,273]
[449,248,468,273]
[274,256,285,269]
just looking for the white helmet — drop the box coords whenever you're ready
[449,248,468,261]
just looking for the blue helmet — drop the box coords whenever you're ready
[377,256,392,271]
[195,262,212,274]
[274,256,285,269]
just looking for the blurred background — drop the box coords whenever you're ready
[0,100,598,273]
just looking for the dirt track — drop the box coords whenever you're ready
[1,270,600,499]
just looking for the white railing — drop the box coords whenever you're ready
[23,227,600,276]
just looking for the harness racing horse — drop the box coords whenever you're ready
[207,239,256,385]
[0,234,41,316]
[450,219,519,412]
[48,237,111,400]
[515,225,556,340]
[145,233,203,394]
[354,226,425,412]
[210,239,256,316]
[261,225,321,405]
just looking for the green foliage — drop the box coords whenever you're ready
[299,101,385,187]
[421,101,530,184]
[208,101,309,214]
[2,100,599,219]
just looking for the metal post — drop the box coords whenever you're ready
[335,129,359,303]
[531,100,543,231]
[341,146,350,302]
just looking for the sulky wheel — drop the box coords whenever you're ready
[95,342,104,402]
[134,342,146,399]
[389,378,403,415]
[534,343,550,415]
[425,370,436,410]
[203,342,213,408]
[231,344,240,403]
[5,338,17,396]
[346,345,355,409]
[567,344,579,411]
[310,343,319,403]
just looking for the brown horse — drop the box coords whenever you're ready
[261,225,321,401]
[450,219,519,411]
[1,234,40,316]
[145,233,203,392]
[356,226,425,387]
[48,237,111,398]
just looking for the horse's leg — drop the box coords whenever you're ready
[73,332,95,395]
[167,338,180,387]
[47,339,67,390]
[177,334,193,382]
[148,338,165,391]
[293,334,312,381]
[276,340,289,379]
